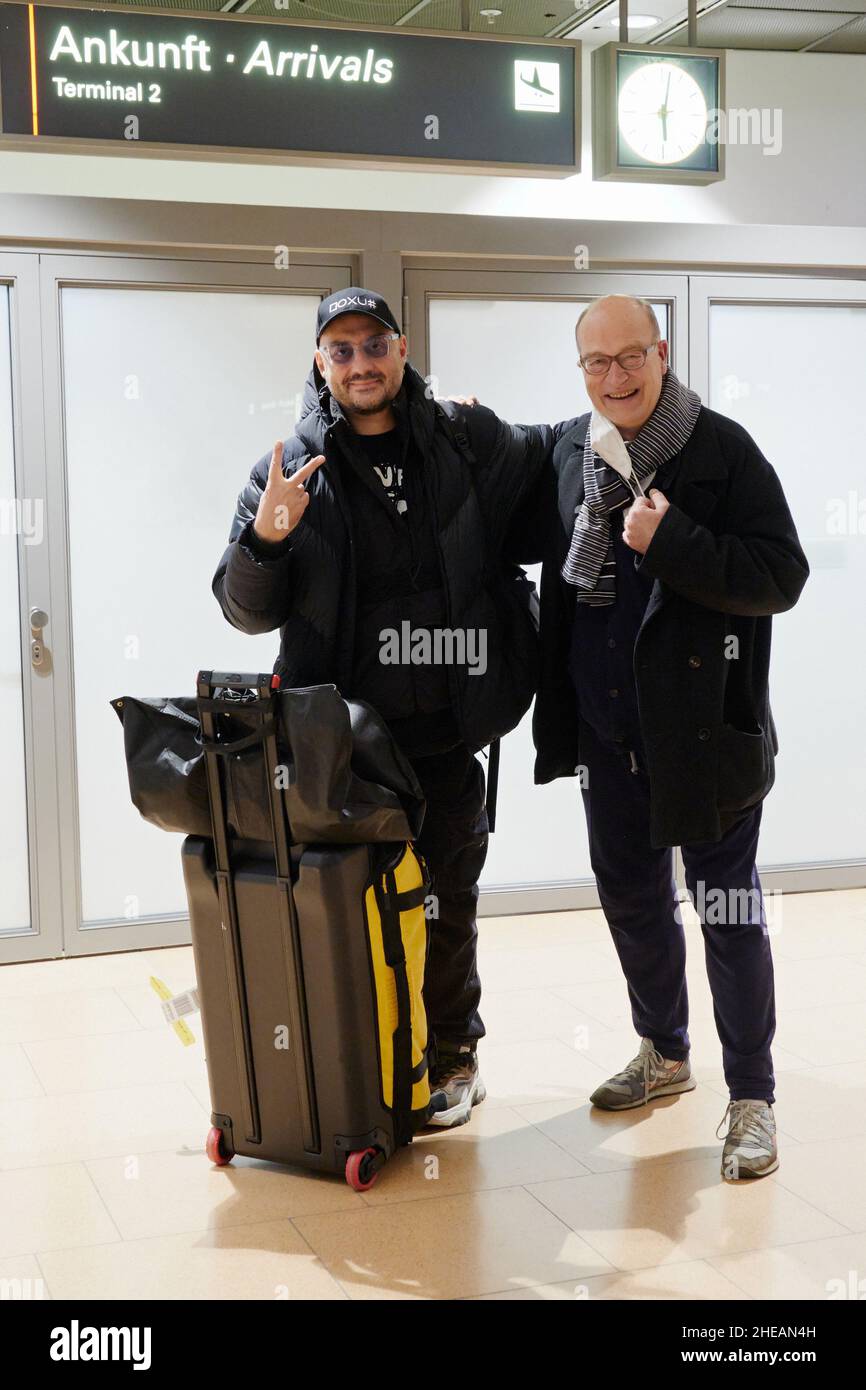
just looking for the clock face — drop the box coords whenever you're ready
[618,61,708,166]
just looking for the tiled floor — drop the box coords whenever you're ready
[2,889,866,1301]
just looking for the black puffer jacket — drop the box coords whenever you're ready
[213,363,577,753]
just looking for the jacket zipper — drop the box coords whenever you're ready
[325,420,357,692]
[420,416,469,747]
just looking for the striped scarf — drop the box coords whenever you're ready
[561,368,702,605]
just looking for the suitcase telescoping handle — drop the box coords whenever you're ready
[194,669,321,1156]
[196,670,277,701]
[195,670,288,868]
[195,668,295,874]
[195,670,270,1146]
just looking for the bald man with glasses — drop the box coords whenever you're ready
[522,294,809,1180]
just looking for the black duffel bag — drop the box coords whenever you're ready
[111,683,425,844]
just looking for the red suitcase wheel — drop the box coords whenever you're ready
[206,1126,233,1166]
[345,1147,379,1191]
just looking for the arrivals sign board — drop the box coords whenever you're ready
[0,4,580,174]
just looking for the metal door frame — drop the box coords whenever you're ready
[404,268,690,386]
[689,271,866,894]
[34,253,355,960]
[0,251,65,962]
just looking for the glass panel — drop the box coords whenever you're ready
[709,300,866,866]
[428,297,671,890]
[62,287,320,927]
[0,285,32,934]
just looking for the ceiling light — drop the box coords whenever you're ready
[608,15,660,28]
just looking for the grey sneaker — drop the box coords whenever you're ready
[590,1036,696,1110]
[718,1100,778,1180]
[426,1045,486,1128]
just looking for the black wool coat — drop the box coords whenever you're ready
[518,407,810,847]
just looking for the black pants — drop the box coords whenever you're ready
[579,717,776,1103]
[408,743,488,1053]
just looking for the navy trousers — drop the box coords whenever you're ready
[578,716,777,1103]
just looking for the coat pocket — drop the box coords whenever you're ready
[717,721,774,814]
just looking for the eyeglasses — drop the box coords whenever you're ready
[319,332,400,366]
[578,342,659,376]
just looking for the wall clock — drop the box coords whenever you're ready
[592,41,725,184]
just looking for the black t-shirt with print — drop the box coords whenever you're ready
[352,427,408,516]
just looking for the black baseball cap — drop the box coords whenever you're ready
[316,287,401,345]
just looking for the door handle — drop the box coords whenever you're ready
[30,607,48,668]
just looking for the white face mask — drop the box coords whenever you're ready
[590,410,648,497]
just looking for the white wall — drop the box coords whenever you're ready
[1,49,864,228]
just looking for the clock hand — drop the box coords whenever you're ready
[661,71,672,144]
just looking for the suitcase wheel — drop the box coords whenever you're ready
[345,1147,381,1192]
[206,1126,234,1167]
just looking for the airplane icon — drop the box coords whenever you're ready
[520,66,556,98]
[514,60,560,112]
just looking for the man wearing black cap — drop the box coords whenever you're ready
[213,287,577,1128]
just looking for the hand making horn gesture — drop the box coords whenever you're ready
[253,442,325,544]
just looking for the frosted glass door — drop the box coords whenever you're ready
[427,289,677,896]
[702,292,866,869]
[60,285,323,932]
[0,285,30,935]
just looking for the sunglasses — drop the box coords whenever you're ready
[319,332,400,366]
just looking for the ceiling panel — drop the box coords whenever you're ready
[220,0,578,33]
[465,1,583,33]
[808,11,866,42]
[21,0,866,52]
[237,0,583,32]
[238,1,459,28]
[752,0,866,11]
[106,0,226,9]
[667,6,859,46]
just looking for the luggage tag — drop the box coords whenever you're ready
[150,976,200,1047]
